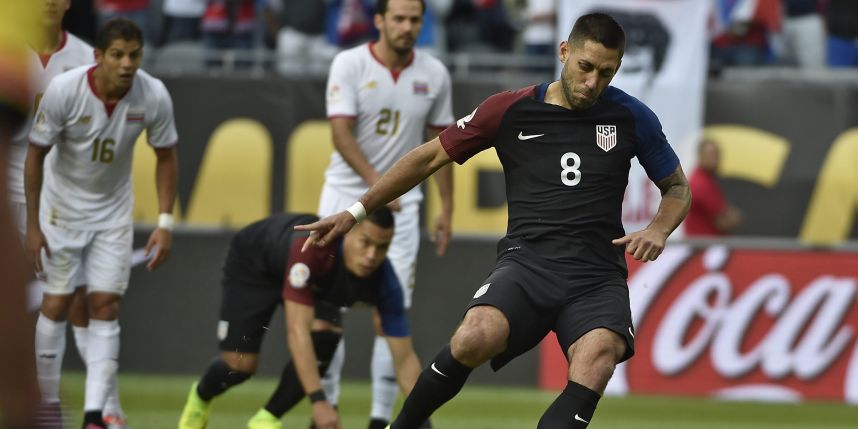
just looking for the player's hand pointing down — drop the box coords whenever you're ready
[295,211,357,252]
[612,227,668,262]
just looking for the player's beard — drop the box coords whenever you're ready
[384,32,415,57]
[560,70,597,110]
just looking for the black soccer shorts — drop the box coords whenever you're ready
[217,276,282,353]
[466,246,635,370]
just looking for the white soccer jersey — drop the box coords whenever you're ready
[8,32,94,204]
[29,65,178,230]
[324,42,454,204]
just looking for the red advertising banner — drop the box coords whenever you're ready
[539,245,858,403]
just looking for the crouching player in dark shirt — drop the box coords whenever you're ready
[178,208,424,429]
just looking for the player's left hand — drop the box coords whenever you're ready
[295,211,357,252]
[145,228,172,271]
[431,211,452,256]
[612,228,667,262]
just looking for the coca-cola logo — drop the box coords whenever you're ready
[603,245,858,403]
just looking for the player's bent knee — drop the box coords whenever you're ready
[86,292,121,320]
[40,294,74,321]
[222,351,260,374]
[311,330,342,363]
[451,307,509,364]
[569,329,626,368]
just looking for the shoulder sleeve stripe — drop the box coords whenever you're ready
[605,87,679,181]
[438,85,537,165]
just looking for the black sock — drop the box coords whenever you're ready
[391,345,472,429]
[82,410,104,428]
[264,331,341,418]
[537,381,601,428]
[368,418,389,429]
[196,357,252,401]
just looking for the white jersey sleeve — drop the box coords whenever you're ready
[146,80,178,148]
[29,76,68,147]
[325,52,359,118]
[426,64,453,128]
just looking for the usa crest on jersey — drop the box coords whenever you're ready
[596,125,617,152]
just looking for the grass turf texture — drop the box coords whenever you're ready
[57,372,857,428]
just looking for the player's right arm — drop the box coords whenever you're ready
[23,144,51,270]
[297,137,453,250]
[284,299,341,429]
[326,53,386,188]
[282,237,342,429]
[330,116,382,187]
[24,79,65,271]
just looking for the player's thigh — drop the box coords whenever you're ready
[464,257,562,370]
[387,202,419,307]
[314,300,346,332]
[217,278,282,354]
[41,223,89,296]
[555,277,635,364]
[83,224,133,295]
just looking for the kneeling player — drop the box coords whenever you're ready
[178,208,426,429]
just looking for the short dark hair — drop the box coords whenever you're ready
[376,0,425,15]
[568,13,625,58]
[95,17,144,51]
[366,206,395,230]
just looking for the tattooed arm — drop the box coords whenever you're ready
[612,165,691,262]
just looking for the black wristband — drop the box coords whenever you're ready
[308,389,327,403]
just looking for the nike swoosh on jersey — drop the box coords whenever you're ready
[574,413,589,423]
[518,132,544,140]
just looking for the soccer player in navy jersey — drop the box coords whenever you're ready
[297,13,691,429]
[179,208,426,429]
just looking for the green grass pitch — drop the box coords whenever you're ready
[56,372,857,428]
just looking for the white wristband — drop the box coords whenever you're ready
[157,213,174,231]
[346,202,367,223]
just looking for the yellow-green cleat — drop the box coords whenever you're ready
[178,382,212,429]
[247,408,282,429]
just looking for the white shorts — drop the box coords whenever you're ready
[9,201,64,309]
[41,222,133,296]
[318,184,420,308]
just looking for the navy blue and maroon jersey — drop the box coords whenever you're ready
[282,235,409,337]
[439,83,679,277]
[224,213,408,336]
[223,213,319,285]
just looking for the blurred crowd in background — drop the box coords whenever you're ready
[62,0,858,74]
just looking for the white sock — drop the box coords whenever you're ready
[84,319,120,412]
[35,314,67,403]
[321,339,345,406]
[103,376,123,416]
[72,326,88,362]
[78,325,124,415]
[370,336,397,420]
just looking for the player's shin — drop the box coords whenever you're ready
[536,381,601,429]
[196,357,252,401]
[370,335,397,426]
[35,314,67,403]
[391,345,472,429]
[320,338,345,406]
[83,320,119,414]
[264,331,340,418]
